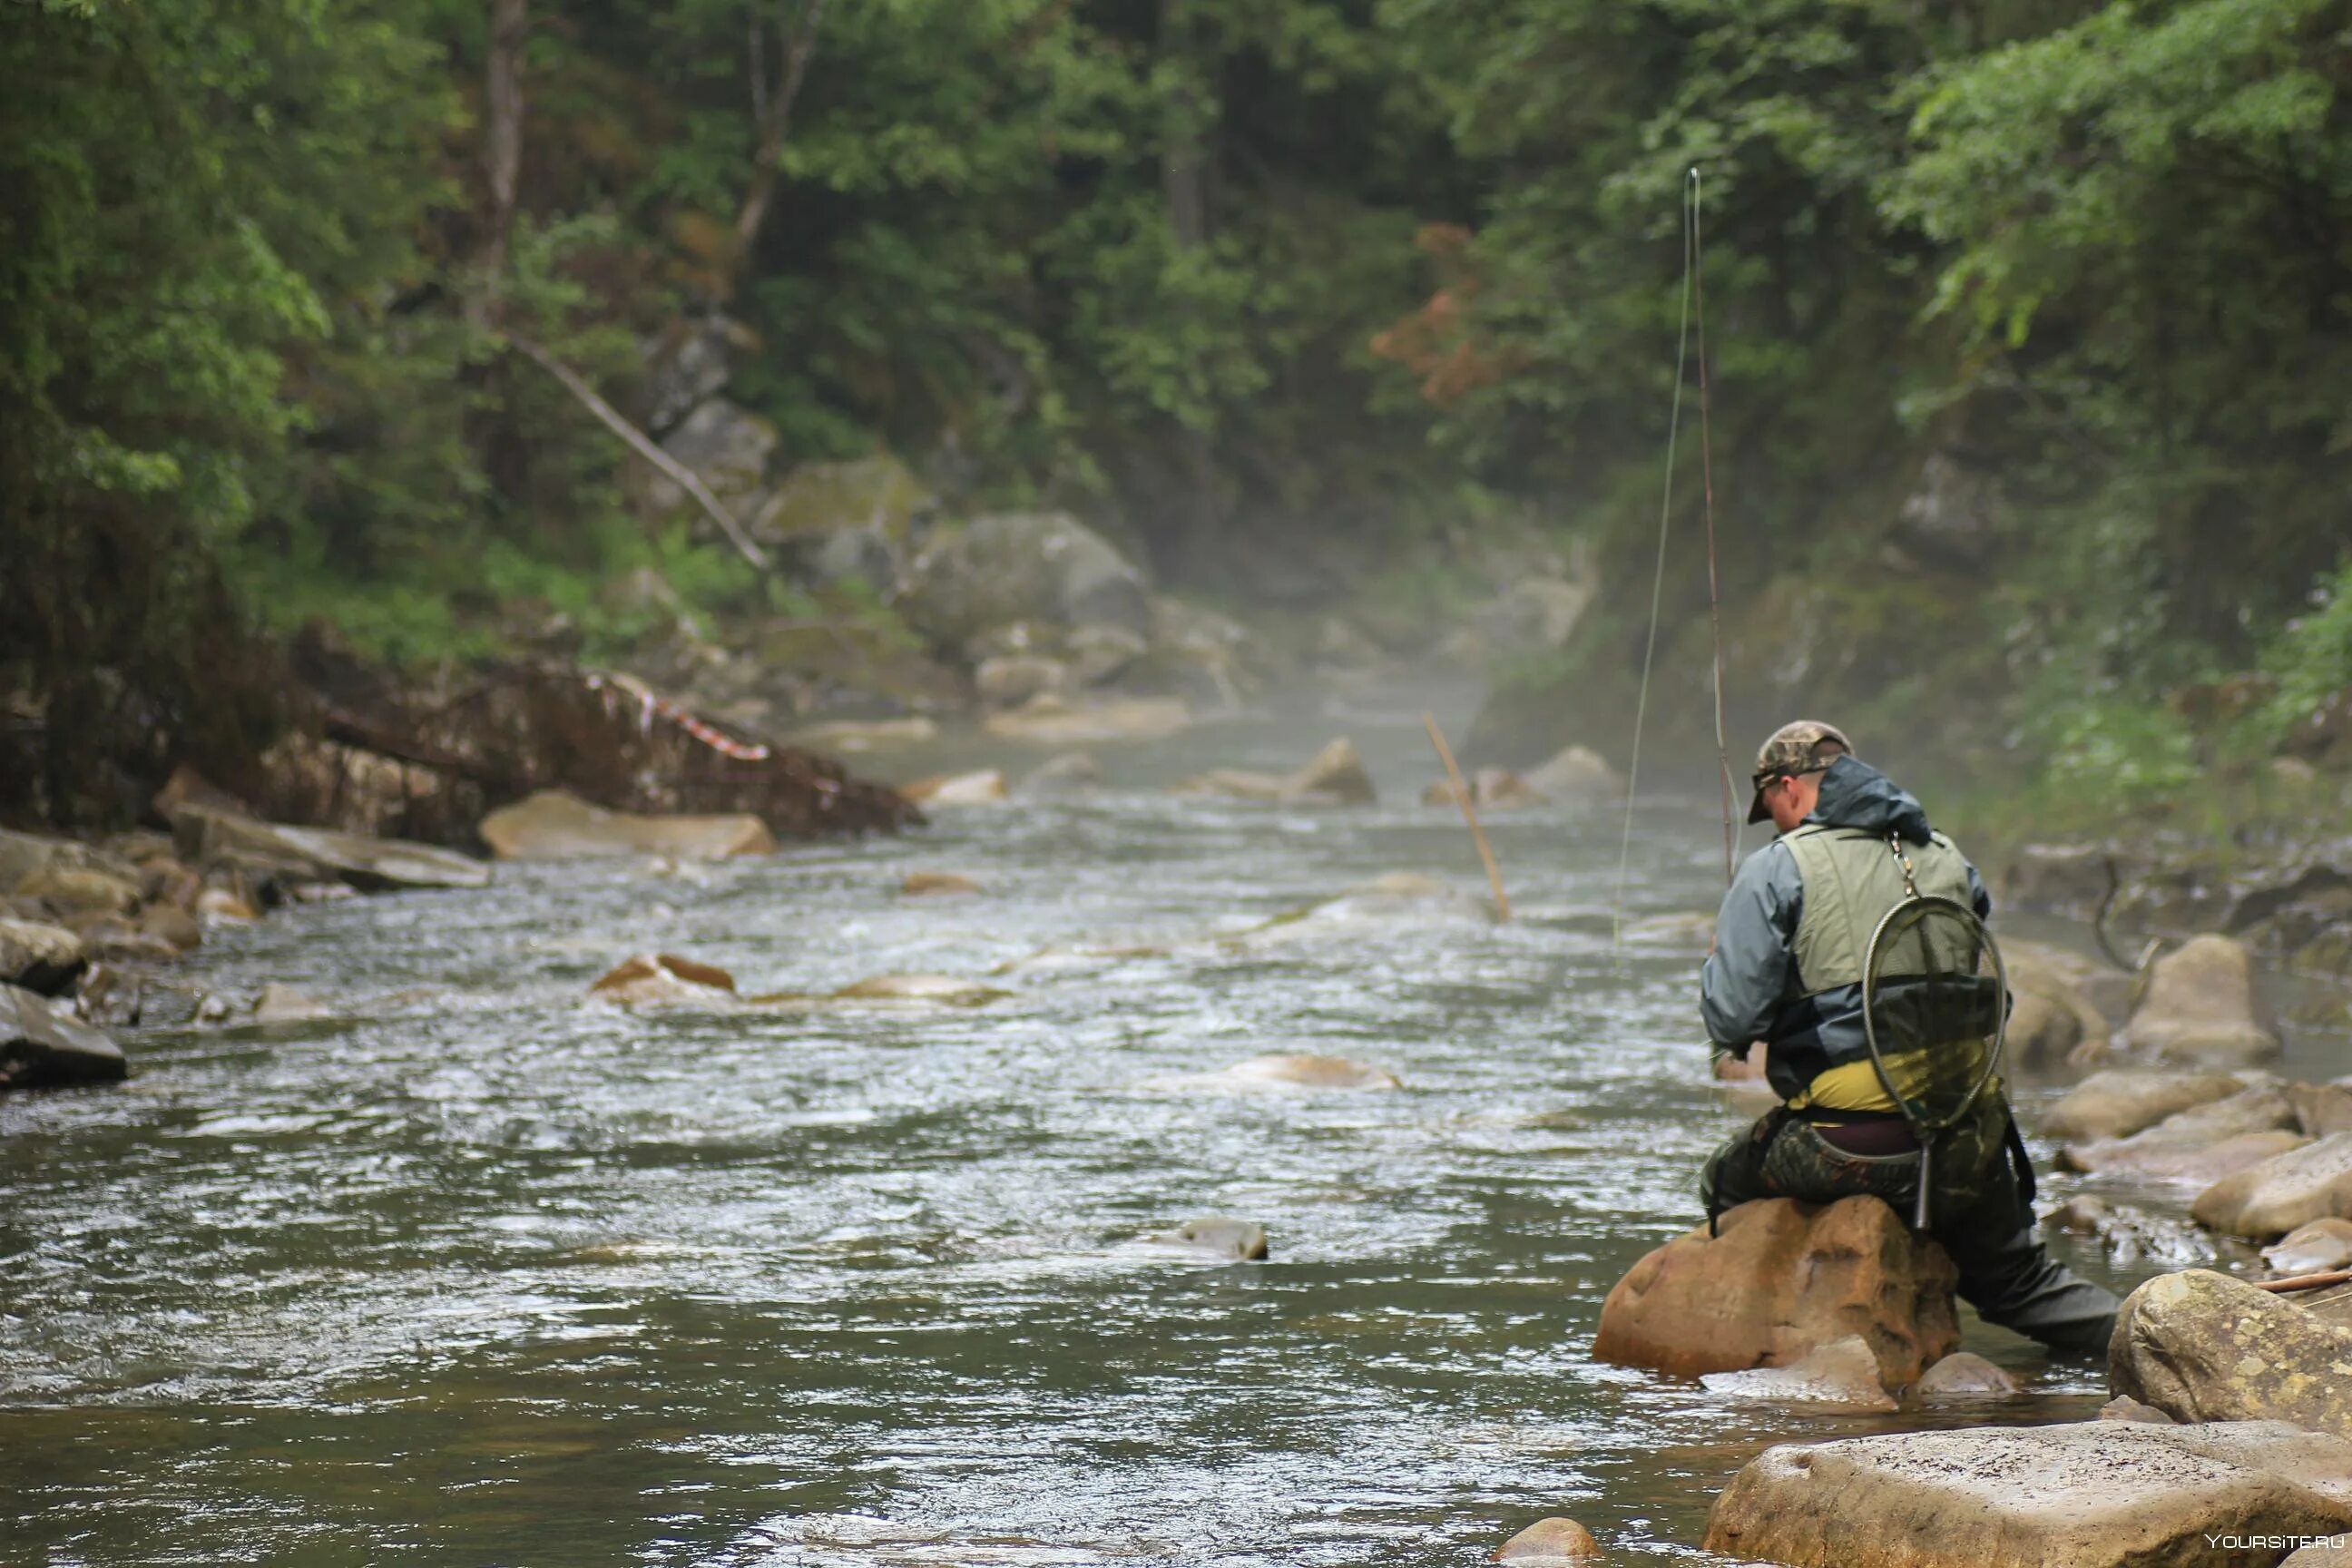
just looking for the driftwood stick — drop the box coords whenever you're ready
[1423,711,1511,922]
[503,332,770,571]
[2255,1269,2352,1294]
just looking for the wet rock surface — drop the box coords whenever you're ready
[0,917,86,995]
[1912,1349,2024,1400]
[2193,1132,2352,1239]
[478,789,777,861]
[1494,1516,1605,1563]
[2121,934,2281,1065]
[1703,1420,2352,1568]
[2040,1068,2246,1143]
[1146,1216,1269,1262]
[2058,1083,2306,1181]
[1592,1196,1959,1387]
[1698,1335,1896,1411]
[2110,1269,2352,1436]
[0,982,127,1089]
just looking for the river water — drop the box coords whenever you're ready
[4,690,2156,1564]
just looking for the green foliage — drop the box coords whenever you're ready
[2259,560,2352,744]
[7,0,2352,829]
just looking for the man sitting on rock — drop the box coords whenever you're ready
[1699,720,2120,1355]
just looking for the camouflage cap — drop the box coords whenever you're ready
[1745,720,1854,824]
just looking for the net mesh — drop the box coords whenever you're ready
[1862,897,2005,1130]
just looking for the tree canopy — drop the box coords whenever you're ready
[4,0,2347,823]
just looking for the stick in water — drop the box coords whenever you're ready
[2254,1269,2352,1294]
[1422,711,1511,922]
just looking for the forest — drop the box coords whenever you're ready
[5,0,2349,830]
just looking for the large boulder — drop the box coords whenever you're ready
[646,397,779,514]
[0,982,127,1089]
[13,860,142,918]
[2003,943,2114,1069]
[901,512,1152,645]
[2122,934,2281,1065]
[1702,1420,2352,1568]
[2040,1067,2245,1142]
[1592,1196,1959,1387]
[172,808,491,892]
[636,315,756,434]
[478,789,776,861]
[2110,1269,2352,1436]
[2059,1083,2306,1181]
[750,453,933,593]
[0,918,86,995]
[2193,1132,2352,1240]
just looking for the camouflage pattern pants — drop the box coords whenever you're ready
[1698,1097,2119,1356]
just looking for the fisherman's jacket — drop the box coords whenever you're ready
[1700,755,1994,1110]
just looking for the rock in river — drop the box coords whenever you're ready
[1495,1516,1604,1564]
[2121,933,2281,1066]
[0,917,85,995]
[2192,1132,2352,1239]
[2265,1218,2352,1277]
[2040,1067,2245,1143]
[1699,1335,1897,1411]
[2110,1269,2352,1437]
[2058,1083,2306,1181]
[900,769,1009,808]
[0,982,127,1089]
[1914,1348,2024,1400]
[1148,1216,1269,1261]
[590,953,739,1006]
[1157,1054,1402,1093]
[172,808,491,892]
[1592,1196,1958,1387]
[480,789,775,861]
[1703,1420,2352,1568]
[901,872,983,898]
[1181,737,1375,806]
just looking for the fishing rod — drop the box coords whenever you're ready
[1613,168,1738,953]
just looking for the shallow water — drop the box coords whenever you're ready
[4,690,2158,1564]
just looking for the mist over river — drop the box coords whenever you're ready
[2,688,2142,1565]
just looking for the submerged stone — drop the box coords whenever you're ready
[1700,1335,1896,1411]
[1494,1515,1604,1563]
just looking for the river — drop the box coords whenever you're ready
[2,689,2153,1564]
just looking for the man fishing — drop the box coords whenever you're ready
[1698,720,2119,1355]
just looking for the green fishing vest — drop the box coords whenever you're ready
[1781,824,1977,996]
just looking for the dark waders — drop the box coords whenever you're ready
[1699,1098,2119,1355]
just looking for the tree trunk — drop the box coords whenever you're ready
[730,0,828,297]
[1159,0,1222,579]
[472,0,528,329]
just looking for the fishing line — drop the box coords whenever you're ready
[1611,172,1699,951]
[1690,169,1739,886]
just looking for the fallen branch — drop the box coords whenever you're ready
[1423,710,1510,922]
[2255,1269,2352,1294]
[503,332,770,571]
